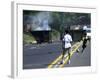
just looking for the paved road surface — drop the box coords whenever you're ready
[23,41,91,69]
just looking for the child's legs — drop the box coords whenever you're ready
[62,48,67,60]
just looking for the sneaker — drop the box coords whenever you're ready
[59,60,65,64]
[60,61,63,64]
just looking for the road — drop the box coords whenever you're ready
[23,40,91,69]
[64,41,91,67]
[23,41,63,69]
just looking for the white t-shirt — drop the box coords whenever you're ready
[63,34,72,48]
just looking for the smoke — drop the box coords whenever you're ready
[24,12,53,31]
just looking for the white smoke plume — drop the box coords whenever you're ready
[24,11,53,31]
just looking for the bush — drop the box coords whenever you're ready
[23,32,36,44]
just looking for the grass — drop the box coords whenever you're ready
[23,32,36,44]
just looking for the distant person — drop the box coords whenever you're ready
[81,33,88,53]
[61,30,72,64]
